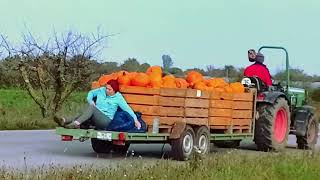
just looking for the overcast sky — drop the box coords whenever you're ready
[1,0,319,75]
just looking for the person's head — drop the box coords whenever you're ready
[248,49,256,62]
[255,52,264,64]
[106,79,120,96]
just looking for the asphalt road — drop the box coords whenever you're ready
[0,130,319,170]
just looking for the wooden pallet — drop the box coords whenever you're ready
[210,125,251,134]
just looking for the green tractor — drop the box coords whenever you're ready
[242,46,318,151]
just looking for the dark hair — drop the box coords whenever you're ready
[248,49,256,54]
[107,79,120,93]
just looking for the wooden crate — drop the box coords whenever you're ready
[209,91,254,133]
[121,86,254,134]
[232,92,254,128]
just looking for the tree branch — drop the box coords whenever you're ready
[19,63,44,108]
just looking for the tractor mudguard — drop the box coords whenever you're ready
[257,91,288,104]
[293,106,315,137]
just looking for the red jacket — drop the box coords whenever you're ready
[244,62,272,86]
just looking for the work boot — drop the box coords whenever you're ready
[54,115,66,127]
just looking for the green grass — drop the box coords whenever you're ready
[1,152,320,179]
[0,89,87,130]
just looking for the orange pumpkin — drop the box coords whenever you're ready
[162,75,175,82]
[146,66,162,76]
[91,81,100,89]
[162,75,176,88]
[131,73,150,87]
[214,87,225,93]
[128,72,138,80]
[175,78,188,89]
[207,78,228,88]
[186,71,203,86]
[149,73,162,88]
[193,81,207,91]
[230,82,245,93]
[162,81,177,88]
[117,70,129,77]
[98,75,116,86]
[224,85,233,93]
[206,86,214,92]
[117,72,131,86]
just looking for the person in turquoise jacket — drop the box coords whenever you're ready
[54,80,141,130]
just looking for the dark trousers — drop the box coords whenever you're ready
[66,104,112,129]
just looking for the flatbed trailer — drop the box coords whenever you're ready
[56,127,253,143]
[56,86,256,160]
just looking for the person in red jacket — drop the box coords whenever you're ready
[244,49,272,86]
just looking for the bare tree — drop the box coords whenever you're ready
[0,30,108,118]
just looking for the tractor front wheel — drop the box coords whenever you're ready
[297,115,319,150]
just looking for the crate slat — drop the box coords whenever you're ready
[210,100,233,108]
[120,86,160,95]
[123,94,159,105]
[185,98,209,108]
[159,96,185,107]
[209,108,233,117]
[233,101,253,110]
[185,108,208,118]
[232,110,253,119]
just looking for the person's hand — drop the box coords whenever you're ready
[134,120,141,130]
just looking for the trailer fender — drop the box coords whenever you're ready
[169,121,186,139]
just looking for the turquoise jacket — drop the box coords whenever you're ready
[87,87,137,121]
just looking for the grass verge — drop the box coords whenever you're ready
[0,151,319,180]
[0,89,87,130]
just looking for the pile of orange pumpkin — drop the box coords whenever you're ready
[91,66,245,93]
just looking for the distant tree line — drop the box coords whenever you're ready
[1,55,320,90]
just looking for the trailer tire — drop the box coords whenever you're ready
[91,138,112,153]
[171,125,195,161]
[214,140,241,148]
[194,126,210,154]
[297,115,319,150]
[112,144,130,155]
[255,98,290,152]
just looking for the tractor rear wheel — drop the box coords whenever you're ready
[254,98,290,151]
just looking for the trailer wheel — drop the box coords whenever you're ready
[255,98,290,152]
[214,140,241,148]
[297,115,319,150]
[194,126,210,154]
[171,125,195,161]
[112,144,130,155]
[91,138,112,153]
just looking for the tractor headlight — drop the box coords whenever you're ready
[241,78,252,86]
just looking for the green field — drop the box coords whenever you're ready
[0,89,87,130]
[1,152,319,180]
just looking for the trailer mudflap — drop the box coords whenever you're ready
[169,121,186,139]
